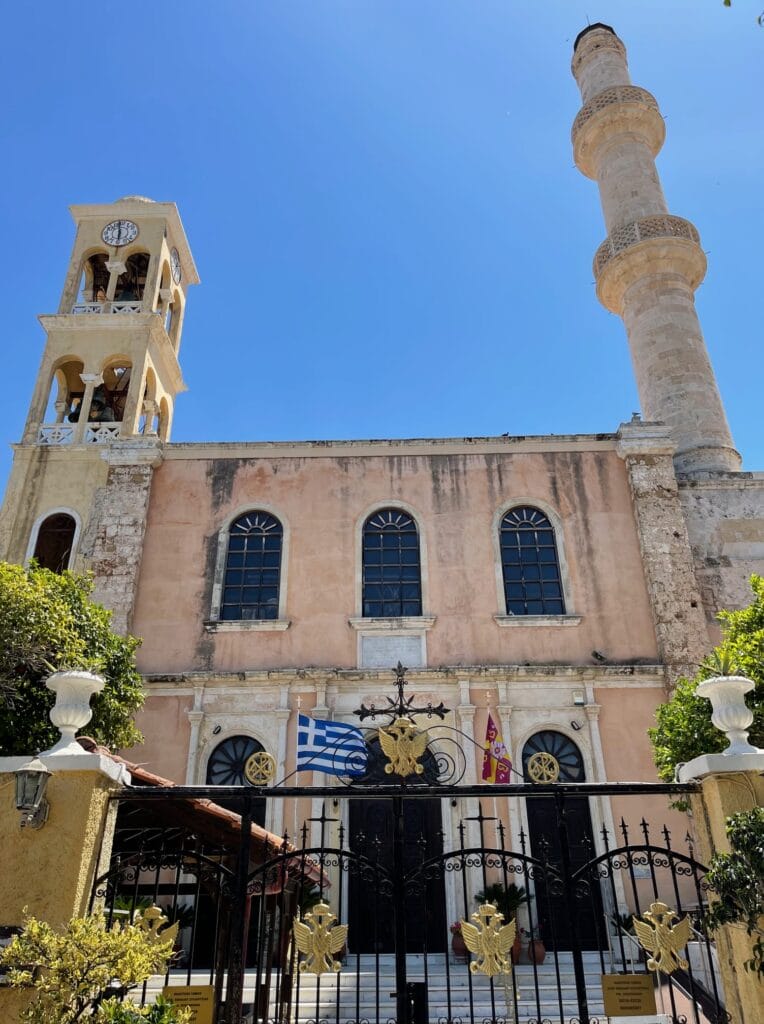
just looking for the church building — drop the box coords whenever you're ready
[1,24,763,949]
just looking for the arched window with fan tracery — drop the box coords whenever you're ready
[205,734,267,823]
[499,505,565,615]
[221,511,283,621]
[362,508,422,618]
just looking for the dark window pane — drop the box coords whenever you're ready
[500,506,565,616]
[365,566,382,582]
[402,584,420,600]
[221,511,282,621]
[362,508,421,617]
[402,601,421,616]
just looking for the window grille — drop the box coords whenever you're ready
[500,506,565,615]
[362,509,422,618]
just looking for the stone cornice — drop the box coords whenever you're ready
[161,432,619,462]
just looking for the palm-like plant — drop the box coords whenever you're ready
[474,882,530,920]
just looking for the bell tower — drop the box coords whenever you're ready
[571,25,740,474]
[0,196,198,632]
[24,195,198,447]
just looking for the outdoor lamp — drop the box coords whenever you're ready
[14,756,52,829]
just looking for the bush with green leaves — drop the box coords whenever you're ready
[649,575,764,781]
[0,562,144,755]
[97,995,191,1023]
[704,807,764,976]
[0,911,190,1023]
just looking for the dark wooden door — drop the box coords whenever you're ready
[347,734,446,953]
[525,796,602,950]
[348,796,446,953]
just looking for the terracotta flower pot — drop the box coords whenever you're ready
[527,938,546,965]
[451,931,469,963]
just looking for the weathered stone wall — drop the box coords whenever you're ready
[679,473,764,625]
[80,445,161,635]
[616,423,709,681]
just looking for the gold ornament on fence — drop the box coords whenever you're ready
[293,902,348,975]
[527,751,560,784]
[137,906,179,948]
[460,903,516,977]
[633,901,691,974]
[379,717,428,777]
[244,751,277,786]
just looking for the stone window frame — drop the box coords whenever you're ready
[206,502,291,632]
[491,498,581,627]
[24,506,82,570]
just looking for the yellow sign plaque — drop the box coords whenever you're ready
[162,985,215,1024]
[602,974,657,1016]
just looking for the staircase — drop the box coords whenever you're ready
[270,951,626,1023]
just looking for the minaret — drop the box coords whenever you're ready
[571,24,740,474]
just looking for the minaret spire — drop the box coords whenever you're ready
[571,24,740,474]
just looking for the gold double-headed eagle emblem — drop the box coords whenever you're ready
[633,901,691,975]
[293,902,348,975]
[379,716,429,776]
[136,906,179,948]
[460,903,516,977]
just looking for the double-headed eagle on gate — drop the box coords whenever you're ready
[460,903,517,977]
[633,901,691,974]
[379,716,429,776]
[293,902,348,975]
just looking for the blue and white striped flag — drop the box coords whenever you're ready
[296,714,368,777]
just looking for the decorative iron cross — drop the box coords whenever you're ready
[354,662,449,723]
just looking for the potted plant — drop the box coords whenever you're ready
[450,921,468,962]
[521,926,546,965]
[474,882,530,963]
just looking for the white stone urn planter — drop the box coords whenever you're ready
[696,675,759,755]
[41,670,105,756]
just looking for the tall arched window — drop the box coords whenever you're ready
[221,511,283,621]
[32,513,77,573]
[362,508,422,618]
[500,506,565,615]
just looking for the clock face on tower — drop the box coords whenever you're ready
[170,247,182,284]
[101,220,139,246]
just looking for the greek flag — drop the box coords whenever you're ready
[296,714,368,777]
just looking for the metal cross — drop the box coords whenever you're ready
[353,662,449,722]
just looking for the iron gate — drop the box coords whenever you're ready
[93,781,728,1024]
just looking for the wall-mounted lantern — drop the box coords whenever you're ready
[14,756,52,829]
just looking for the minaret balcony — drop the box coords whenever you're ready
[37,422,122,446]
[71,301,147,315]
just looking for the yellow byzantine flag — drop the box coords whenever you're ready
[482,712,512,783]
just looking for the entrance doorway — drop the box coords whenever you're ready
[522,730,603,949]
[348,735,447,953]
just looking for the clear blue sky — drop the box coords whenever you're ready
[1,1,762,490]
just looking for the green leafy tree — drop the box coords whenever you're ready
[704,807,764,976]
[649,575,764,781]
[0,562,144,756]
[0,911,190,1023]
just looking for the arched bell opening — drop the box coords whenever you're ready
[76,252,109,304]
[43,358,84,425]
[167,287,184,351]
[31,512,77,573]
[158,396,172,442]
[77,359,132,425]
[114,252,149,305]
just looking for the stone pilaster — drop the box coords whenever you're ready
[80,443,162,635]
[616,422,709,682]
[572,24,740,474]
